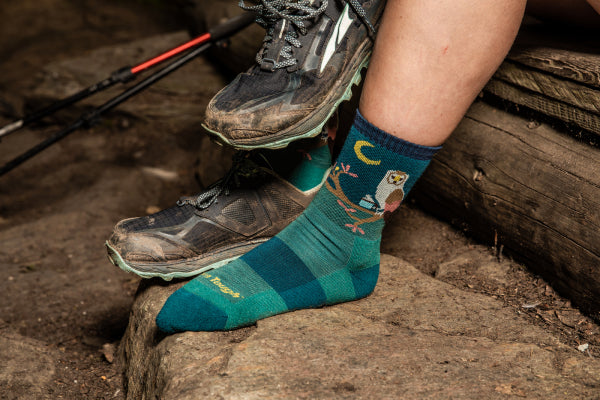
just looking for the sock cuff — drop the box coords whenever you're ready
[354,110,442,161]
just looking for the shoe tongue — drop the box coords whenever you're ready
[260,18,293,71]
[259,0,325,71]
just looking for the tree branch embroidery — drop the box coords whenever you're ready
[325,163,382,234]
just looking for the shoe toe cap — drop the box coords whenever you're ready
[109,233,196,263]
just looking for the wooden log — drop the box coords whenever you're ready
[413,101,600,320]
[506,46,600,88]
[485,78,600,144]
[484,26,600,143]
[493,61,600,114]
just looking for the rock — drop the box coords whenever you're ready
[119,255,600,399]
[24,29,237,189]
[435,252,510,286]
[0,330,57,398]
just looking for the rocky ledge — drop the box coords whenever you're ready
[119,254,600,400]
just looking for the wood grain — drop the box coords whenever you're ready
[507,46,600,88]
[485,78,600,139]
[484,30,600,140]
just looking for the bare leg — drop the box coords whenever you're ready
[359,0,526,146]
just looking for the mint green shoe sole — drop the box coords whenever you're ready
[105,239,267,281]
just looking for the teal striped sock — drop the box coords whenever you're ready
[286,144,332,191]
[156,111,441,332]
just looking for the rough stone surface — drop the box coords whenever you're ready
[120,255,600,400]
[0,328,57,398]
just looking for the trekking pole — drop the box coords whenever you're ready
[0,11,255,140]
[0,11,255,177]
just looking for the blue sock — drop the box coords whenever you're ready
[157,111,441,332]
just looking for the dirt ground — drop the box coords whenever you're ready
[0,1,598,399]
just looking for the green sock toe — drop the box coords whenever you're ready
[156,288,228,332]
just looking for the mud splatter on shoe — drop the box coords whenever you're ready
[106,153,321,280]
[203,0,385,150]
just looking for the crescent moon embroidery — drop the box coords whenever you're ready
[354,140,381,165]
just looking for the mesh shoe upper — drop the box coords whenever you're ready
[106,155,315,278]
[203,0,386,149]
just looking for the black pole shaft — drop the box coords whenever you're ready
[23,78,117,125]
[0,12,255,139]
[0,122,84,176]
[0,73,124,140]
[96,42,211,117]
[0,42,211,177]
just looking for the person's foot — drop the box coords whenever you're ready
[156,112,440,332]
[106,152,325,280]
[202,0,385,150]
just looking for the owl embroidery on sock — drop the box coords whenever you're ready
[374,170,408,214]
[327,165,409,234]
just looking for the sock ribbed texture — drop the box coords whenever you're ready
[156,111,441,332]
[287,144,332,191]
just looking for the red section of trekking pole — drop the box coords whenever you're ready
[0,12,255,140]
[131,33,211,74]
[0,34,212,140]
[0,12,256,177]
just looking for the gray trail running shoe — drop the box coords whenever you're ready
[202,0,385,150]
[106,153,317,280]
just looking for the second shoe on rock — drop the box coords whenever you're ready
[106,154,318,280]
[203,0,385,150]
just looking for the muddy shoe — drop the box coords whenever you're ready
[106,154,316,280]
[202,0,385,150]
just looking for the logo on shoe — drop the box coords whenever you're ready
[320,3,354,73]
